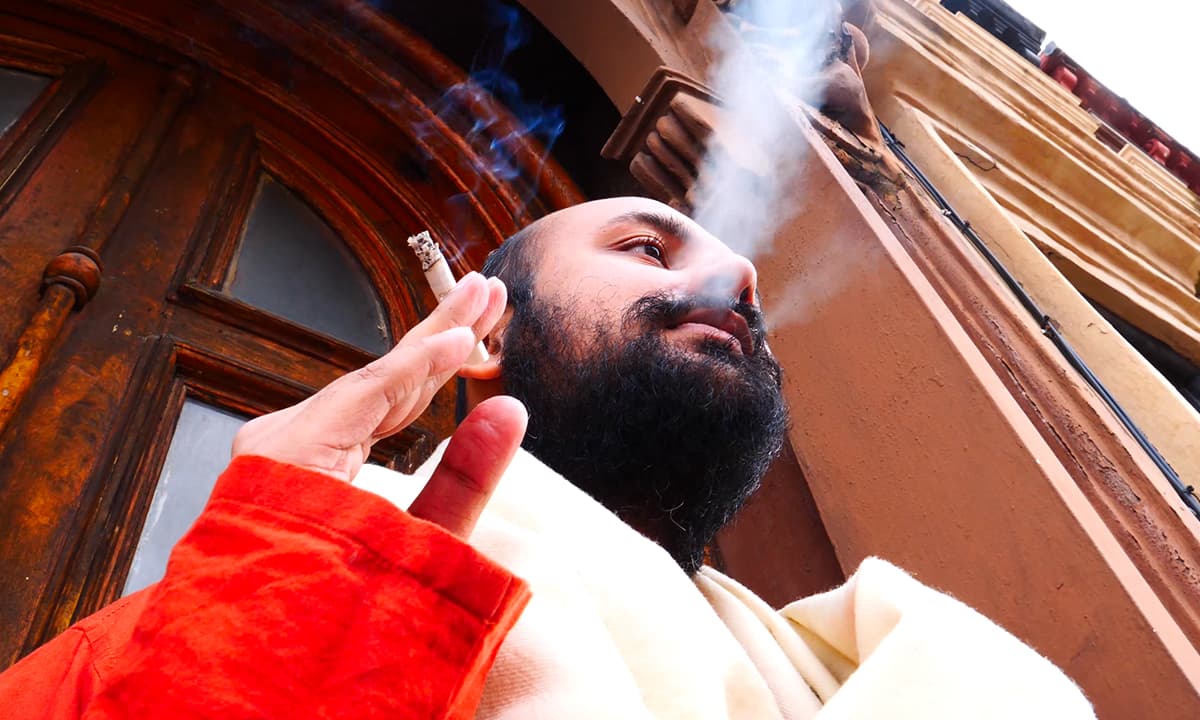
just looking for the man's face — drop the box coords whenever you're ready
[496,197,789,573]
[528,197,762,361]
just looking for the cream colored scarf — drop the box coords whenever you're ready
[354,442,1093,719]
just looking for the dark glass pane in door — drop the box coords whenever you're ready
[0,67,51,136]
[123,399,246,595]
[226,177,390,354]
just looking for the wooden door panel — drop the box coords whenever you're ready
[0,76,199,663]
[0,35,102,222]
[0,19,181,665]
[0,0,583,668]
[0,26,146,363]
[0,66,467,658]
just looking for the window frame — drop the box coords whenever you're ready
[50,334,436,625]
[0,33,102,217]
[174,128,423,366]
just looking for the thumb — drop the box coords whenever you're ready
[408,396,528,537]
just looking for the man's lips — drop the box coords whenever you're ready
[670,308,754,356]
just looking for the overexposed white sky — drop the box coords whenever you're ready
[1002,0,1200,152]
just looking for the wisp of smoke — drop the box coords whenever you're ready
[413,1,565,263]
[692,0,840,260]
[460,2,566,186]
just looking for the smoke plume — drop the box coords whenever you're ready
[690,1,844,322]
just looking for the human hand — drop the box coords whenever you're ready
[231,272,528,537]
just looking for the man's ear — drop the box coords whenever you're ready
[456,307,511,381]
[457,352,501,380]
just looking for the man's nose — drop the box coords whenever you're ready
[696,253,758,305]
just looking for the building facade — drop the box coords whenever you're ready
[0,0,1197,716]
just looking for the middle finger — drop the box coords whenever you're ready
[403,272,491,344]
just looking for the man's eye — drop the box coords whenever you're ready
[631,237,666,264]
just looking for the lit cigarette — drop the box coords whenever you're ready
[407,230,490,365]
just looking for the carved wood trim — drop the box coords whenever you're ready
[173,123,435,363]
[168,342,437,472]
[0,45,103,217]
[0,31,82,73]
[318,0,585,220]
[173,124,259,291]
[0,64,194,439]
[254,131,424,338]
[0,285,75,448]
[30,0,584,254]
[42,245,102,309]
[175,284,379,372]
[19,334,179,654]
[78,66,196,253]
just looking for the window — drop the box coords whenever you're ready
[225,176,390,354]
[123,399,247,595]
[1091,301,1200,413]
[0,66,51,136]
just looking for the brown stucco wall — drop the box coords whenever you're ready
[756,117,1200,718]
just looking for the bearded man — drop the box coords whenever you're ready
[0,197,1093,719]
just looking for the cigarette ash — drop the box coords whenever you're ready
[406,230,443,272]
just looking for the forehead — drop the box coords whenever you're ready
[539,197,729,256]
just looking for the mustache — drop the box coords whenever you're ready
[625,291,769,349]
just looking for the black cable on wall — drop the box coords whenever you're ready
[878,121,1200,521]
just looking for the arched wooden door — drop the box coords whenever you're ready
[0,0,582,667]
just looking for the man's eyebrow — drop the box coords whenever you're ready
[602,210,695,244]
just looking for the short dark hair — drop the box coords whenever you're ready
[480,221,540,306]
[455,221,542,422]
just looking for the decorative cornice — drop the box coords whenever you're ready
[877,1,1200,248]
[868,0,1200,355]
[1040,49,1200,196]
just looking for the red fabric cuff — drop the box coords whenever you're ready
[211,455,529,627]
[16,456,531,719]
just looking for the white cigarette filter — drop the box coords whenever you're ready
[407,230,490,365]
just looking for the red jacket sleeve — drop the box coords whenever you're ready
[0,456,531,720]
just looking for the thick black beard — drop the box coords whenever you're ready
[500,291,790,573]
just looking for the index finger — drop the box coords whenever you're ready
[406,273,506,346]
[408,396,528,537]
